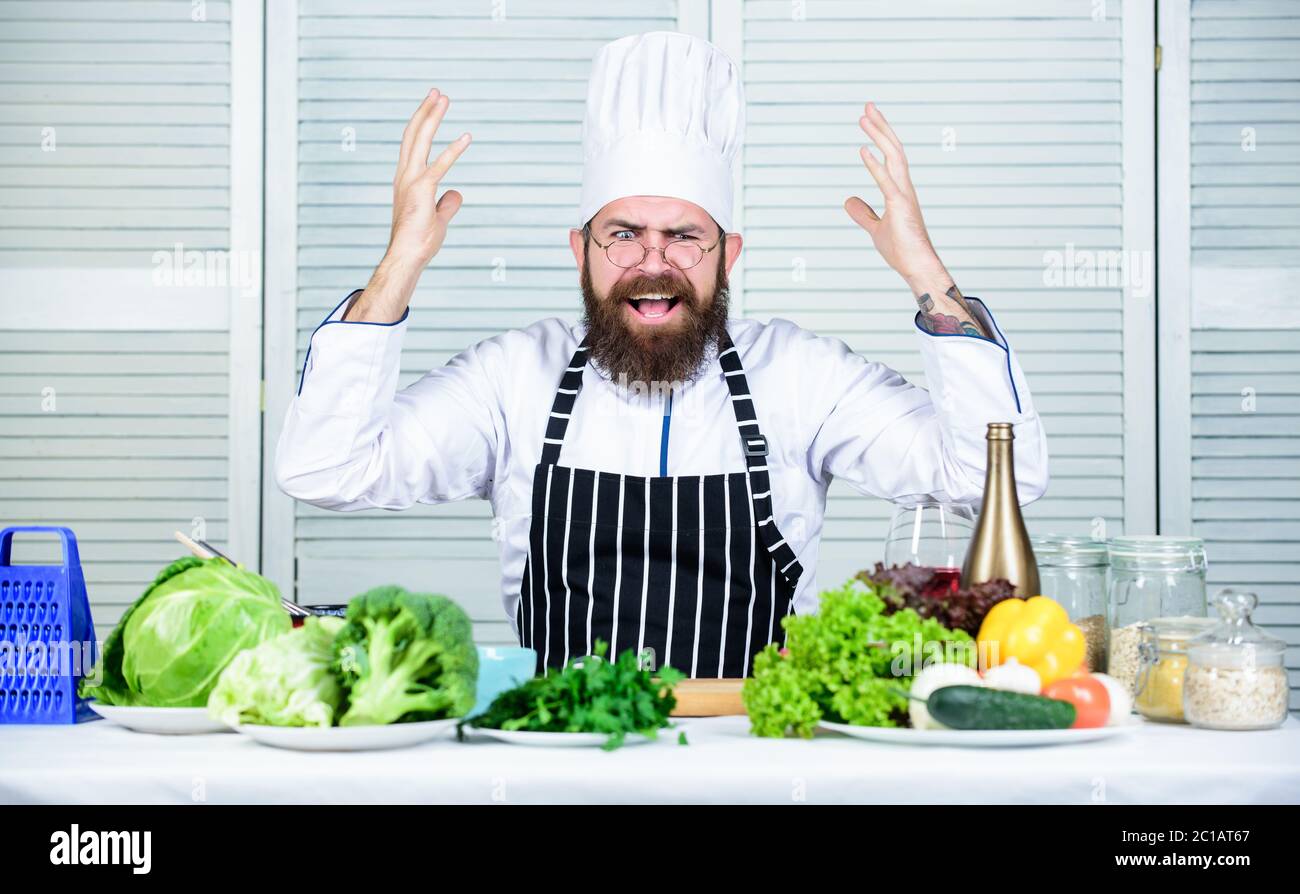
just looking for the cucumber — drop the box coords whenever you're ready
[925,685,1076,730]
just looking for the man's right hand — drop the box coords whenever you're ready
[344,89,472,323]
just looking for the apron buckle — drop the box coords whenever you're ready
[742,434,768,457]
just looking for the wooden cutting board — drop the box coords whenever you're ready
[669,678,746,717]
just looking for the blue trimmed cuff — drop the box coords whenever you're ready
[296,289,410,396]
[912,296,1004,347]
[913,297,1022,414]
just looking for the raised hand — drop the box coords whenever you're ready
[844,102,988,339]
[388,88,472,268]
[346,89,472,323]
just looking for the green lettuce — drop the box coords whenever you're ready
[743,577,973,737]
[208,616,345,728]
[80,556,291,707]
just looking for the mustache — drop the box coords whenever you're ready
[605,270,699,306]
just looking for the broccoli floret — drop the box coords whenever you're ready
[332,586,478,726]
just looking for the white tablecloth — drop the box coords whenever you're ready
[2,715,1298,804]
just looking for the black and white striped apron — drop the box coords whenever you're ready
[516,331,804,677]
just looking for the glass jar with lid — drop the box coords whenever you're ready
[1133,616,1218,723]
[1184,590,1289,731]
[1034,535,1108,672]
[1106,536,1208,698]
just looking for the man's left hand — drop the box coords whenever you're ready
[844,102,989,339]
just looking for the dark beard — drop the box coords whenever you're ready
[579,244,731,391]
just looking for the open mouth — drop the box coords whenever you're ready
[626,294,682,322]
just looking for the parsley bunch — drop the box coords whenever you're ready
[463,642,684,750]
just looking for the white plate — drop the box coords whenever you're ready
[88,702,231,735]
[232,717,459,752]
[819,716,1141,748]
[469,725,684,748]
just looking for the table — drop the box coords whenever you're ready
[2,715,1298,804]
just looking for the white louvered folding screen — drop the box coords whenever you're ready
[0,0,260,643]
[1185,0,1300,704]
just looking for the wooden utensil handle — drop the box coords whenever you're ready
[173,530,214,559]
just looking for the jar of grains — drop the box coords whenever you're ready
[1184,590,1290,731]
[1134,617,1218,723]
[1034,535,1109,673]
[1106,536,1208,698]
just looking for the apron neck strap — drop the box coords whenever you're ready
[538,338,590,466]
[715,332,768,464]
[716,333,805,588]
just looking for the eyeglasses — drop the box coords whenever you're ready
[586,227,725,271]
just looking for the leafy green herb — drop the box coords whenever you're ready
[742,577,973,738]
[463,641,683,751]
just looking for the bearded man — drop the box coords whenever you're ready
[276,32,1048,677]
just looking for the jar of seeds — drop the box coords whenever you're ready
[1184,590,1289,731]
[1034,535,1108,673]
[1107,536,1208,698]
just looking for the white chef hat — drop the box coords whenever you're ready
[579,31,744,233]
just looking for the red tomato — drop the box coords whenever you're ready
[1043,676,1111,729]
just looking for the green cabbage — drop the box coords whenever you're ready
[208,616,345,728]
[80,556,291,707]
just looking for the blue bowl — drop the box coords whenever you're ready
[471,646,536,715]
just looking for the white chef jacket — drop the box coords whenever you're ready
[276,292,1049,631]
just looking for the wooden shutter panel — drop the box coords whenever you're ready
[0,0,251,644]
[1188,0,1300,704]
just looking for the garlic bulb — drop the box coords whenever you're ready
[909,663,983,730]
[981,658,1042,695]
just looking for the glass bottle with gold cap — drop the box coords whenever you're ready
[961,422,1040,597]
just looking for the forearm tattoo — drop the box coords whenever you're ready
[916,284,988,338]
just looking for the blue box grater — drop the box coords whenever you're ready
[0,526,98,723]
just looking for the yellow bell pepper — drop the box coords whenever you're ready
[977,596,1086,687]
